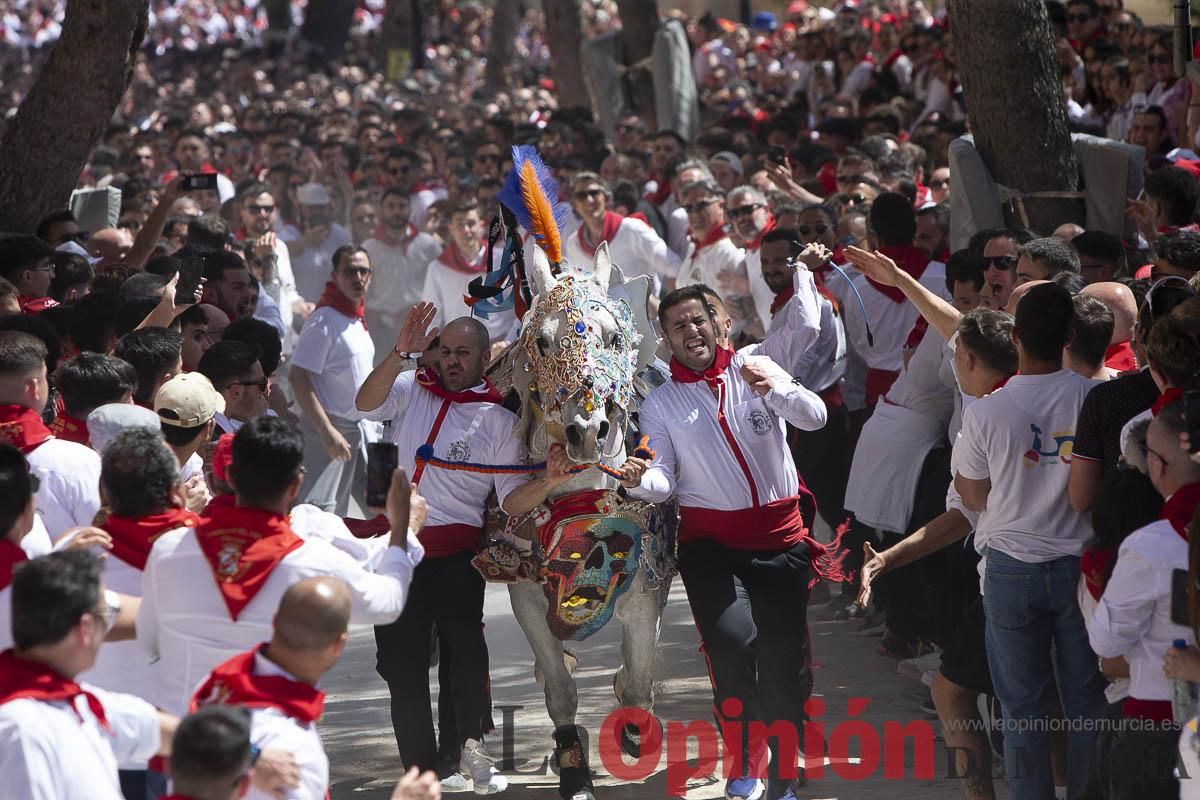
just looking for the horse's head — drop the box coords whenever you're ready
[518,243,642,464]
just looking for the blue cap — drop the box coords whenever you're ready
[752,11,778,32]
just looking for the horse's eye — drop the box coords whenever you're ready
[537,335,550,356]
[608,332,620,348]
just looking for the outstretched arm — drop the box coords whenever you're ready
[843,246,962,341]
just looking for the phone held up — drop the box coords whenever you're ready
[175,256,205,305]
[182,173,219,192]
[366,442,399,509]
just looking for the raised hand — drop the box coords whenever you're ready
[844,246,903,287]
[617,456,650,489]
[857,541,888,608]
[797,242,831,271]
[395,302,439,356]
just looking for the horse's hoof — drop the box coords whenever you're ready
[619,714,663,759]
[554,725,594,800]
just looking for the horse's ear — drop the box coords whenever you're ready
[592,241,612,288]
[529,245,558,296]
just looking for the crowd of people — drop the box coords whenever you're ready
[7,0,1200,800]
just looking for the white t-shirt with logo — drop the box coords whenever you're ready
[291,306,376,421]
[955,369,1099,564]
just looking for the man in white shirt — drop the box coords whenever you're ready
[421,197,515,344]
[239,183,305,351]
[954,282,1107,800]
[626,285,827,800]
[0,331,101,539]
[190,576,354,800]
[0,550,172,800]
[727,184,778,331]
[137,416,425,718]
[0,444,57,653]
[292,245,377,515]
[357,309,566,792]
[364,186,441,355]
[166,706,257,800]
[283,182,354,304]
[1089,403,1199,800]
[197,340,271,436]
[564,172,680,293]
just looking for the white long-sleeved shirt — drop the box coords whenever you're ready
[28,438,101,540]
[630,350,826,510]
[562,216,682,288]
[1088,518,1193,704]
[757,268,844,392]
[842,260,948,372]
[138,527,423,715]
[0,684,160,800]
[363,231,442,318]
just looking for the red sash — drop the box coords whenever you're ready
[1080,545,1115,601]
[0,650,109,731]
[315,281,367,329]
[103,509,200,571]
[190,644,324,724]
[865,368,900,407]
[1162,482,1200,539]
[679,497,807,550]
[194,504,304,620]
[577,212,624,259]
[0,537,27,591]
[669,347,734,390]
[769,286,795,319]
[48,413,88,446]
[1152,386,1183,418]
[436,242,487,275]
[867,245,930,303]
[1104,341,1137,372]
[0,405,53,454]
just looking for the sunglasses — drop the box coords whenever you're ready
[798,223,830,236]
[982,255,1018,270]
[574,189,604,201]
[229,378,269,391]
[683,199,719,215]
[729,203,763,218]
[1066,13,1093,23]
[245,204,275,215]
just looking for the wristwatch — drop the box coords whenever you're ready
[393,349,420,361]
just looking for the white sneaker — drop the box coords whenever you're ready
[461,739,508,795]
[440,773,472,793]
[897,650,942,682]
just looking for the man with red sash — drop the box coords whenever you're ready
[1088,403,1200,800]
[357,309,568,792]
[0,331,101,540]
[50,352,138,447]
[839,193,948,409]
[420,197,514,345]
[191,576,353,800]
[625,285,828,800]
[0,550,172,800]
[137,416,425,721]
[292,244,378,515]
[562,172,681,295]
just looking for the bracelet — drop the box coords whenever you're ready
[393,349,419,361]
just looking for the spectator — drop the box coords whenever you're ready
[114,327,183,408]
[1067,293,1116,379]
[52,352,137,445]
[0,234,56,313]
[363,186,441,354]
[197,341,269,435]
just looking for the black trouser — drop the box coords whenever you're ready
[678,539,812,800]
[375,551,488,776]
[789,400,851,532]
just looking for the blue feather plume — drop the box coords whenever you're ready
[497,145,570,259]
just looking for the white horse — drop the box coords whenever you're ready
[478,242,674,800]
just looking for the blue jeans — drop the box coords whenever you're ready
[983,549,1106,800]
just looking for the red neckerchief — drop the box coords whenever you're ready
[48,413,88,446]
[1104,341,1137,372]
[18,296,58,314]
[203,493,236,515]
[194,503,304,621]
[868,245,931,303]
[0,405,53,454]
[372,222,418,248]
[669,347,735,390]
[190,644,324,724]
[0,537,27,591]
[628,211,651,225]
[102,508,200,571]
[645,173,672,207]
[1152,386,1183,418]
[577,211,624,259]
[1162,482,1200,539]
[415,368,502,404]
[690,225,728,255]
[883,48,903,69]
[0,650,110,732]
[1081,545,1116,601]
[990,373,1014,394]
[769,286,795,318]
[437,242,487,275]
[743,215,777,254]
[904,317,929,350]
[315,281,367,329]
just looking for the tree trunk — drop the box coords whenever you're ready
[300,0,357,58]
[616,0,658,126]
[484,0,519,92]
[542,0,594,114]
[948,0,1083,233]
[0,0,148,234]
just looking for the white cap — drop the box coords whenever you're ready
[296,182,332,206]
[87,404,161,454]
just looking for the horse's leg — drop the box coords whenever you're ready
[508,581,594,799]
[612,572,668,759]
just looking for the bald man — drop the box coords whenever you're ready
[1081,281,1138,372]
[88,228,134,269]
[1004,278,1050,314]
[357,305,566,791]
[1052,222,1085,241]
[190,577,354,800]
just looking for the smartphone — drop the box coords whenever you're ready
[768,145,788,166]
[1172,568,1190,626]
[1187,390,1200,453]
[183,173,219,191]
[176,256,205,305]
[366,442,399,508]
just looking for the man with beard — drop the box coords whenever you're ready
[364,187,441,356]
[727,184,778,332]
[238,183,305,352]
[199,250,253,322]
[291,246,377,515]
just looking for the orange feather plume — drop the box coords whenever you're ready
[520,159,562,264]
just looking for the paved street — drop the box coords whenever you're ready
[323,577,1008,800]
